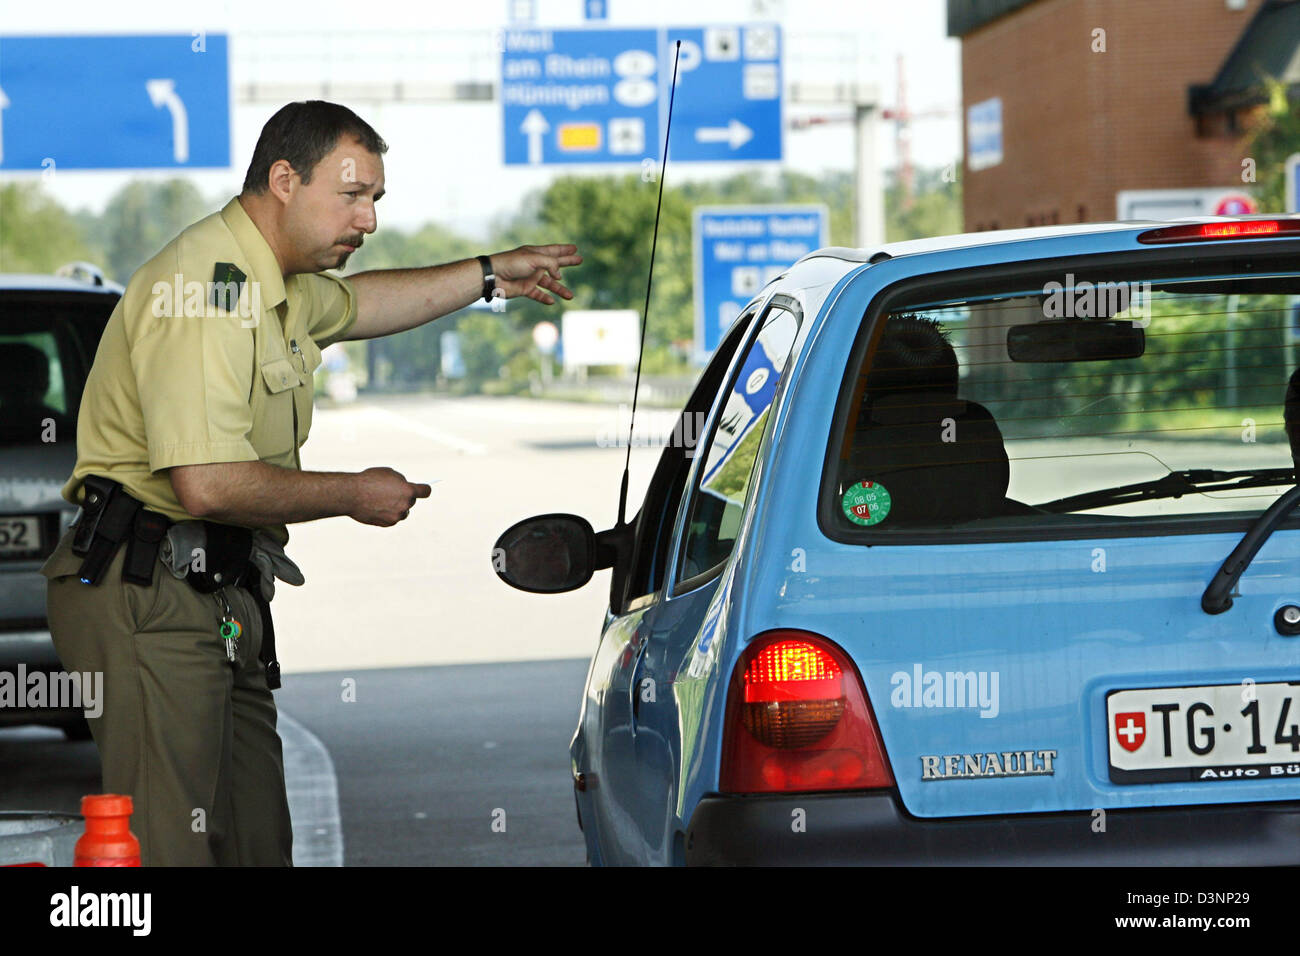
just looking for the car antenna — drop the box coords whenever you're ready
[617,40,682,530]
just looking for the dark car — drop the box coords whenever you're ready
[0,266,119,738]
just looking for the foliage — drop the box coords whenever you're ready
[6,164,964,393]
[340,221,482,387]
[0,183,93,274]
[96,179,215,283]
[884,163,963,241]
[1247,78,1300,213]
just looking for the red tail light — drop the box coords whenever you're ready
[1137,220,1300,243]
[721,630,894,793]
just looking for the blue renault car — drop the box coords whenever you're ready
[496,217,1300,865]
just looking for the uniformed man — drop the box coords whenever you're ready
[40,100,581,866]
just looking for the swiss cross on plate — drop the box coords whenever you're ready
[1114,711,1146,752]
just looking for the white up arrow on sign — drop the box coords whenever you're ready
[146,78,189,163]
[520,109,550,165]
[693,118,754,150]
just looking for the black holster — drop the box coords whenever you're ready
[69,476,282,690]
[71,475,167,587]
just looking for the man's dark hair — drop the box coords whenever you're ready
[242,100,387,194]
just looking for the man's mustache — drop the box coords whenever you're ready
[339,235,365,249]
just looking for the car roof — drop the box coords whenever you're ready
[0,273,123,295]
[794,215,1300,267]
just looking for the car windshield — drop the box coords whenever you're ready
[828,269,1300,534]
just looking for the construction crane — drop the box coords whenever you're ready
[790,54,956,209]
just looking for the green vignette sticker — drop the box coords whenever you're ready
[842,480,892,526]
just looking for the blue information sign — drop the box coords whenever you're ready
[693,204,829,361]
[966,97,1002,172]
[0,34,230,170]
[501,24,781,166]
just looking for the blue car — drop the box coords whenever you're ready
[495,217,1300,865]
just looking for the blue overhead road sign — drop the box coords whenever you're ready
[501,24,781,166]
[0,34,230,170]
[502,29,660,166]
[665,25,781,163]
[693,204,828,361]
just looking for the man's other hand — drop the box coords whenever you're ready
[351,467,432,526]
[491,244,582,305]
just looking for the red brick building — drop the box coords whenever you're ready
[949,0,1300,229]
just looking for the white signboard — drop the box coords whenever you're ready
[561,310,640,370]
[1116,188,1259,221]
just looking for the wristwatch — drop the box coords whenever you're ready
[476,255,496,302]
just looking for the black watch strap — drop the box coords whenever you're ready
[476,255,496,302]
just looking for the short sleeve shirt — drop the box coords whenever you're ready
[63,196,358,545]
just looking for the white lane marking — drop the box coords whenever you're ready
[352,405,487,455]
[279,711,344,867]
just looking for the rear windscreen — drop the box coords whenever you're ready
[0,294,111,445]
[828,270,1300,536]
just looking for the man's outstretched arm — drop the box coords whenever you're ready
[342,243,582,340]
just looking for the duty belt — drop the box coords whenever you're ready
[70,475,283,690]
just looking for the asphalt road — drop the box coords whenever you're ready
[0,658,592,866]
[1,395,668,866]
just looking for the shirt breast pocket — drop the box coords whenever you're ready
[251,357,301,459]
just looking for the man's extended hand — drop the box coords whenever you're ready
[351,467,432,527]
[490,244,583,305]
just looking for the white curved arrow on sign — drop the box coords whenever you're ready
[146,78,189,163]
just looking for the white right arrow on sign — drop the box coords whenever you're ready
[146,78,189,163]
[694,118,753,150]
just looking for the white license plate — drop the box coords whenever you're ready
[1108,682,1300,783]
[0,516,42,557]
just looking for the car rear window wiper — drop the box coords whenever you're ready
[1038,468,1297,514]
[1202,483,1300,614]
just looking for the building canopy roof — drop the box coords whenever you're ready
[947,0,1038,37]
[1191,0,1300,114]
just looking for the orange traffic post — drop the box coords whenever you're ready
[74,794,140,867]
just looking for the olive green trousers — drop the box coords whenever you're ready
[42,528,292,866]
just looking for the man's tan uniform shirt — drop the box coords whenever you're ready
[64,196,358,545]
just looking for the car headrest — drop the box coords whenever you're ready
[845,391,1010,525]
[0,342,51,403]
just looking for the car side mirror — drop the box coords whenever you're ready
[492,514,634,595]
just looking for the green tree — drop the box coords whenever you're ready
[339,220,482,388]
[1247,79,1300,213]
[99,179,213,283]
[0,183,93,274]
[885,164,963,242]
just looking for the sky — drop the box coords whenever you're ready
[1,0,962,239]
